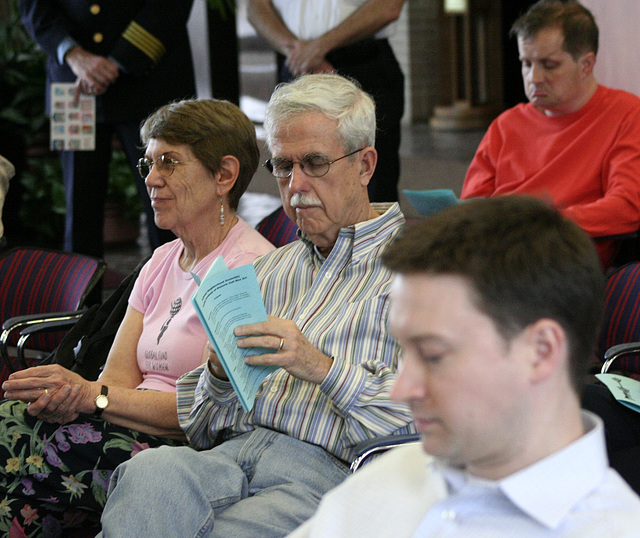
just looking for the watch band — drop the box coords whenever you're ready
[93,385,109,417]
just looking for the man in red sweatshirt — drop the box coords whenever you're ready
[461,0,640,270]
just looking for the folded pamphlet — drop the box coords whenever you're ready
[191,257,277,411]
[596,373,640,413]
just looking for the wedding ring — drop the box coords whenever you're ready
[277,338,284,352]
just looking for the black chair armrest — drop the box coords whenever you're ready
[601,342,640,374]
[16,314,85,368]
[0,310,85,372]
[350,433,421,473]
[2,309,86,336]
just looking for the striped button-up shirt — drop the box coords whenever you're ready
[176,202,415,462]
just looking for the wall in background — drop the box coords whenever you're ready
[582,0,640,97]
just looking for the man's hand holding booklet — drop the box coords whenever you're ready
[191,257,278,411]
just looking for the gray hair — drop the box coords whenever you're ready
[263,74,376,153]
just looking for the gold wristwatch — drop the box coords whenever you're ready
[93,385,109,417]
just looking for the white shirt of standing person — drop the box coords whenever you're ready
[272,0,397,40]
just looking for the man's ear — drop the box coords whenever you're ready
[359,147,378,187]
[215,155,240,196]
[524,318,567,384]
[580,51,596,77]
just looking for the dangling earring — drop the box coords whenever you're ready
[219,197,225,226]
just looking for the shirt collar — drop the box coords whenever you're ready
[299,202,405,263]
[499,411,607,529]
[438,411,608,530]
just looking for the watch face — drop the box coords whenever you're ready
[96,394,109,409]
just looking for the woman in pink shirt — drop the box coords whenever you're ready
[0,99,275,535]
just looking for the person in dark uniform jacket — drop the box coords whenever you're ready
[19,0,196,262]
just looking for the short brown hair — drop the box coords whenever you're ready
[510,0,598,60]
[141,99,259,210]
[382,195,605,395]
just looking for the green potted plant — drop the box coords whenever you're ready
[0,1,65,247]
[207,0,235,17]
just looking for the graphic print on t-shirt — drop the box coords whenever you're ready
[157,297,182,344]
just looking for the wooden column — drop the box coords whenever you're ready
[430,0,503,130]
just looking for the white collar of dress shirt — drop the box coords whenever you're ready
[437,411,607,530]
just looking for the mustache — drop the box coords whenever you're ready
[290,193,323,208]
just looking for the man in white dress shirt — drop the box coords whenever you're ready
[291,195,640,537]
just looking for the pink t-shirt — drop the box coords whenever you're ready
[129,218,275,391]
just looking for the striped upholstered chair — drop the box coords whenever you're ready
[0,247,105,379]
[256,206,298,248]
[597,262,640,378]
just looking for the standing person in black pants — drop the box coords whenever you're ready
[248,0,406,203]
[19,0,196,262]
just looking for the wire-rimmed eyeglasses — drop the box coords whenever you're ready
[137,154,198,179]
[263,148,365,179]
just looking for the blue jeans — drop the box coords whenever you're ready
[98,428,349,537]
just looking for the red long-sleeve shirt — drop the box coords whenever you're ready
[462,86,640,269]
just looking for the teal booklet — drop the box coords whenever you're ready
[191,257,278,411]
[596,373,640,413]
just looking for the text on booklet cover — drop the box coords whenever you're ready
[191,257,277,411]
[596,373,640,413]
